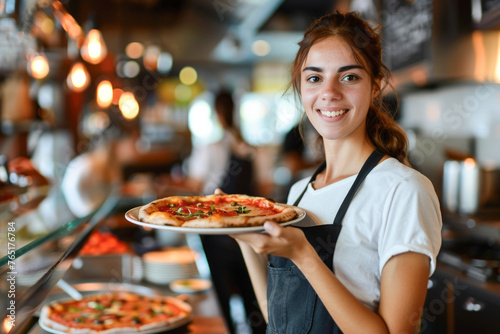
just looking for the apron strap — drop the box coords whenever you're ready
[293,161,326,207]
[332,150,384,225]
[292,151,385,225]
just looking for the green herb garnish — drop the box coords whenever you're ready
[235,206,251,214]
[175,210,205,218]
[196,203,203,207]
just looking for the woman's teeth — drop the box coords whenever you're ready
[320,109,348,117]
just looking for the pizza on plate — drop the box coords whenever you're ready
[138,194,298,228]
[39,292,191,334]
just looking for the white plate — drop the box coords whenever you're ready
[125,205,306,235]
[39,315,191,334]
[38,290,192,334]
[170,278,212,294]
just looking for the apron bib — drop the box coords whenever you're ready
[266,151,384,334]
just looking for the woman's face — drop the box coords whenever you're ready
[300,36,375,144]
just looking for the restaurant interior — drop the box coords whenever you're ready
[2,0,500,333]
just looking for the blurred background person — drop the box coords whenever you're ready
[157,89,266,333]
[281,117,322,189]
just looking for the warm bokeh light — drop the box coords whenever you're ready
[96,80,113,108]
[179,66,197,86]
[112,88,123,105]
[81,29,107,65]
[28,54,50,79]
[143,45,161,70]
[3,317,13,333]
[119,92,139,119]
[495,33,500,82]
[464,158,476,169]
[125,42,144,59]
[252,40,271,56]
[66,62,90,92]
[51,1,82,40]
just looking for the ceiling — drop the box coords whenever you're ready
[65,0,337,66]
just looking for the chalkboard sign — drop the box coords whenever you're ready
[381,0,433,71]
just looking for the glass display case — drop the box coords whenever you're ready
[0,183,119,334]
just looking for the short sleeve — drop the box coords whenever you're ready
[378,173,442,276]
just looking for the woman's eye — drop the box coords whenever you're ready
[342,74,358,82]
[306,76,320,83]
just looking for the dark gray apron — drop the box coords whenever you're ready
[266,151,384,334]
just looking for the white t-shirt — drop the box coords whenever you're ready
[287,158,442,311]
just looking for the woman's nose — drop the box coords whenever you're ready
[321,80,342,100]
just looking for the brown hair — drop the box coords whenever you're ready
[287,11,408,163]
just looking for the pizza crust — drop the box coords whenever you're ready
[138,194,298,228]
[39,294,192,334]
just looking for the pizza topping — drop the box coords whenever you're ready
[138,194,299,228]
[235,206,251,214]
[42,292,191,333]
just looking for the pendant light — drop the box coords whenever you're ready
[67,62,90,92]
[80,29,107,65]
[96,80,113,108]
[27,53,50,79]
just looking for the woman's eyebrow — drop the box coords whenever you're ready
[302,66,322,72]
[338,65,363,72]
[302,64,363,73]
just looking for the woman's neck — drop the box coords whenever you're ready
[313,138,375,189]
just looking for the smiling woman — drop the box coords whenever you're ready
[232,11,442,334]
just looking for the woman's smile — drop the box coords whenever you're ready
[317,108,349,118]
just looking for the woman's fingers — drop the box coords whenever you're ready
[214,188,226,195]
[232,232,269,254]
[263,221,281,237]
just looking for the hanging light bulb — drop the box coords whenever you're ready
[81,29,108,64]
[28,53,50,79]
[119,92,139,119]
[67,62,90,92]
[96,80,113,108]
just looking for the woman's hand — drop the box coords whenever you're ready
[232,221,312,263]
[214,188,225,195]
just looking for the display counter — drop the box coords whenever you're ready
[0,182,228,334]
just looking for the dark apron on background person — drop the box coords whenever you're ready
[266,151,384,334]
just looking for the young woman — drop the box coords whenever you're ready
[230,11,442,334]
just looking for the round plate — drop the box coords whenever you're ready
[170,278,212,294]
[38,289,192,334]
[39,315,191,334]
[125,205,306,235]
